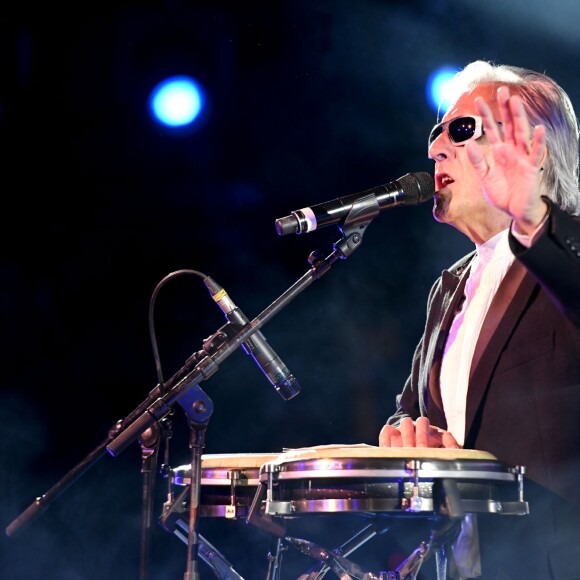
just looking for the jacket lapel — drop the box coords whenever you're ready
[464,261,536,443]
[425,259,474,425]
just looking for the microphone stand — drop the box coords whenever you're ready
[176,384,214,580]
[105,192,379,459]
[5,195,380,578]
[138,418,172,580]
[138,423,160,580]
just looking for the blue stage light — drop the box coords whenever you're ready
[149,75,204,128]
[426,66,458,115]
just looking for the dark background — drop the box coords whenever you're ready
[2,1,580,578]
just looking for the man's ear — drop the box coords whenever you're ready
[539,143,548,171]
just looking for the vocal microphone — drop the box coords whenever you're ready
[275,171,435,235]
[203,277,300,401]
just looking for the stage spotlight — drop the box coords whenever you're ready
[426,66,458,115]
[149,75,205,128]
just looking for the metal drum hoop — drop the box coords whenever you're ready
[173,452,280,519]
[258,446,528,517]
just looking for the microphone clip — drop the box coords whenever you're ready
[201,321,242,356]
[334,193,380,259]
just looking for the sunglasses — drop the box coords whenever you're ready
[428,115,484,148]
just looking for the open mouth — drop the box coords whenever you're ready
[436,173,454,190]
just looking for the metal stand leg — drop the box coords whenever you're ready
[266,537,287,580]
[173,519,246,580]
[285,517,463,580]
[295,520,389,579]
[394,518,462,579]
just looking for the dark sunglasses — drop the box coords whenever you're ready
[428,115,484,148]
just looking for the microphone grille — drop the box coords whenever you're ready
[399,172,435,204]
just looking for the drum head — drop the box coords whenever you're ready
[173,452,280,485]
[274,444,497,462]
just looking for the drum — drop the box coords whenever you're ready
[172,452,280,519]
[258,444,528,518]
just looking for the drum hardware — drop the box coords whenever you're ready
[285,534,431,579]
[280,510,462,579]
[169,467,255,520]
[517,465,526,503]
[246,471,287,539]
[257,448,529,517]
[172,518,245,580]
[226,470,242,519]
[159,482,247,579]
[266,538,287,580]
[394,516,463,580]
[163,453,286,579]
[434,478,464,519]
[293,520,389,579]
[408,461,423,513]
[159,480,190,533]
[160,447,530,579]
[286,535,383,578]
[246,446,529,579]
[170,453,282,521]
[245,478,288,580]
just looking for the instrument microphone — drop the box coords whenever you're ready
[203,277,300,401]
[275,171,435,235]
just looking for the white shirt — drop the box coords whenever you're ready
[438,218,547,576]
[439,228,515,445]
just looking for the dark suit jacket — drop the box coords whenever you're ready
[387,201,580,578]
[388,200,580,502]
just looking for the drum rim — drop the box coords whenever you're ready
[259,457,518,483]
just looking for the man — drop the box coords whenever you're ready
[378,61,580,579]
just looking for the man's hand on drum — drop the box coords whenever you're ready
[378,416,460,448]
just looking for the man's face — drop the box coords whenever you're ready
[428,82,509,241]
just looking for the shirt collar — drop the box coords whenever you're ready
[474,228,510,264]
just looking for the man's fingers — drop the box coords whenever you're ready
[380,418,460,450]
[476,94,504,145]
[442,431,461,449]
[379,424,401,447]
[465,139,490,180]
[415,416,431,447]
[399,417,416,447]
[379,418,415,447]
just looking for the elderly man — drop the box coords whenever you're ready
[379,61,580,579]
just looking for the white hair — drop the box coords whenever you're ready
[443,60,580,214]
